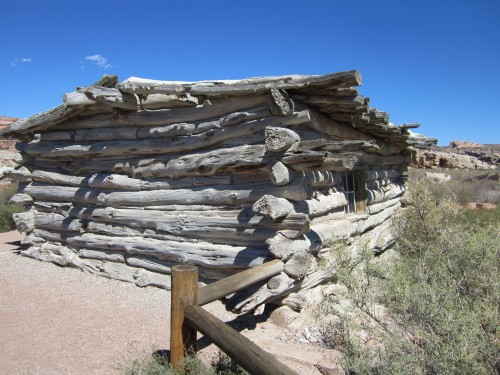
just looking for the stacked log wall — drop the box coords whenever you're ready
[8,84,409,312]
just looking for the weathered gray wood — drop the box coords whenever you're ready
[0,104,82,135]
[293,192,347,217]
[252,195,295,220]
[268,88,294,116]
[265,126,300,152]
[267,160,291,186]
[9,166,32,182]
[283,151,362,172]
[65,233,272,268]
[138,93,199,109]
[284,251,314,280]
[79,249,125,263]
[31,170,232,190]
[298,139,380,153]
[9,193,33,204]
[366,197,400,215]
[364,169,401,182]
[266,233,311,260]
[184,305,300,375]
[233,272,296,313]
[52,95,268,130]
[366,183,405,205]
[13,211,35,233]
[198,259,284,305]
[34,212,85,232]
[64,86,138,110]
[41,105,271,142]
[21,111,310,158]
[117,70,361,96]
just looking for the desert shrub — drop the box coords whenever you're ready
[320,178,500,374]
[124,351,247,375]
[0,183,22,232]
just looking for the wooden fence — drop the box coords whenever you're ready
[170,261,299,375]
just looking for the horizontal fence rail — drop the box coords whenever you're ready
[170,263,298,375]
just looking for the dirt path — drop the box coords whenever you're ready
[0,231,330,375]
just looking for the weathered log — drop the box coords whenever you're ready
[233,272,296,313]
[13,210,35,233]
[66,233,272,269]
[184,305,300,375]
[284,251,314,280]
[366,197,400,215]
[293,192,347,217]
[138,93,199,109]
[296,139,379,153]
[9,166,32,182]
[63,87,138,110]
[198,259,284,305]
[364,169,401,182]
[0,104,82,136]
[366,183,405,205]
[34,212,85,232]
[22,178,313,207]
[21,111,310,158]
[268,88,294,116]
[305,170,343,188]
[9,193,33,204]
[252,195,295,220]
[117,70,361,96]
[265,126,300,152]
[21,243,97,272]
[52,95,268,130]
[79,249,125,263]
[41,105,271,142]
[285,152,362,172]
[267,159,291,186]
[55,205,308,232]
[266,233,311,260]
[31,170,232,190]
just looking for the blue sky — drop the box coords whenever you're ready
[1,0,499,146]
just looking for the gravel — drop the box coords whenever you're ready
[0,231,324,375]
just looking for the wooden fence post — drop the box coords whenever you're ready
[170,265,198,369]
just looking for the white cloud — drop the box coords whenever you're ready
[85,54,111,69]
[10,57,32,68]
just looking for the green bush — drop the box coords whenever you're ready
[0,183,22,232]
[320,178,500,374]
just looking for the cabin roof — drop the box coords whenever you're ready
[1,70,436,150]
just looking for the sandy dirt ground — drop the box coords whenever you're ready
[0,230,337,375]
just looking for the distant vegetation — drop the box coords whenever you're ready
[0,183,22,232]
[319,177,499,374]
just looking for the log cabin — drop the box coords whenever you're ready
[1,71,436,312]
